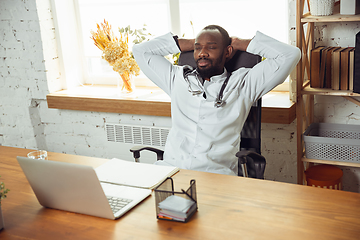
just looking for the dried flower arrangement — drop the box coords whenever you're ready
[90,20,150,93]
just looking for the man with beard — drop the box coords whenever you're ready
[132,25,300,175]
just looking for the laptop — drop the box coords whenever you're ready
[16,156,151,220]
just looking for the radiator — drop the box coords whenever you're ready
[105,124,170,147]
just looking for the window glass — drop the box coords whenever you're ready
[75,0,288,85]
[178,0,288,42]
[76,0,169,83]
[178,0,288,85]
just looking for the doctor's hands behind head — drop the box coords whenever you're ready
[227,37,252,61]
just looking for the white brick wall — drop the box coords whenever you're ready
[262,121,297,183]
[0,0,358,192]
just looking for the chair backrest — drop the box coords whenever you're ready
[178,50,262,154]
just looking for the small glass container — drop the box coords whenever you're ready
[27,150,48,160]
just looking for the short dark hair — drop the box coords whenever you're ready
[203,25,231,47]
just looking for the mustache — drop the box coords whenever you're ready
[196,58,212,64]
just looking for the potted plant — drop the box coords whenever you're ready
[0,176,9,230]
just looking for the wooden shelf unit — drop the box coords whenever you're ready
[296,0,360,184]
[301,85,360,96]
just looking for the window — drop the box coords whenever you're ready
[177,0,288,42]
[76,0,170,85]
[52,0,288,89]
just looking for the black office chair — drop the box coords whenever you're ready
[130,50,266,179]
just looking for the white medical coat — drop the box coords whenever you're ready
[132,31,301,175]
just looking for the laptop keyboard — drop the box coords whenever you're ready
[107,196,133,214]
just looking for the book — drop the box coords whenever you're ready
[324,47,340,88]
[310,46,325,88]
[349,48,355,91]
[319,47,332,88]
[340,47,354,90]
[331,48,346,90]
[95,158,180,189]
[354,31,360,94]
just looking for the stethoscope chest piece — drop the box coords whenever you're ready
[214,98,226,108]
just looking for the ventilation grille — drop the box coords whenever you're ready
[106,124,170,147]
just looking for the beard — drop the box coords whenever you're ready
[196,56,224,80]
[196,65,217,80]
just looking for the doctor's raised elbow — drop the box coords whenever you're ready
[292,47,302,64]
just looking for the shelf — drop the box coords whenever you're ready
[296,0,360,184]
[301,9,360,23]
[302,157,360,168]
[301,85,360,96]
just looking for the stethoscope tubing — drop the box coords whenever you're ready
[183,65,231,108]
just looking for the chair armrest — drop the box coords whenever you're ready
[236,150,266,179]
[130,145,164,162]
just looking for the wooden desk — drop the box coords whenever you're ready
[1,146,360,239]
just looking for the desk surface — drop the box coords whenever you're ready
[1,146,360,240]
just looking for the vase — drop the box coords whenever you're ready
[309,0,335,16]
[0,205,4,231]
[118,72,136,95]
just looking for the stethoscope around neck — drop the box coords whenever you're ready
[183,65,231,108]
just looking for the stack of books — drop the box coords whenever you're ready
[355,31,360,94]
[310,46,355,91]
[157,195,197,222]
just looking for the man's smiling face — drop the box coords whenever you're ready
[194,29,228,80]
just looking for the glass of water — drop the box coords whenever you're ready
[27,150,48,160]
